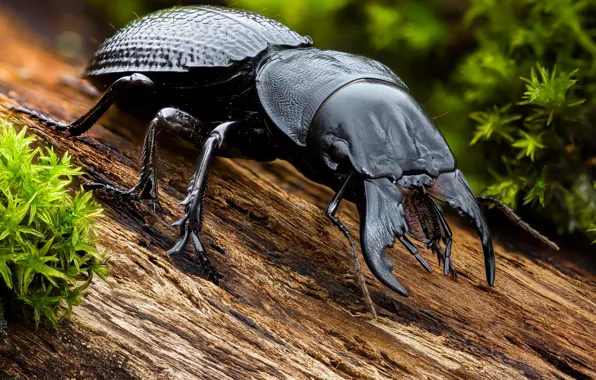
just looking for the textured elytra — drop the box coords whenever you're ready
[85,6,312,76]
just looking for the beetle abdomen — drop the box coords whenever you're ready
[85,6,312,77]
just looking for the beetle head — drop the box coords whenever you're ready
[300,79,494,296]
[304,79,455,182]
[357,172,495,296]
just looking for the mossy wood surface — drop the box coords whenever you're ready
[0,9,595,380]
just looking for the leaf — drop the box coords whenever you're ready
[483,180,521,209]
[588,225,596,243]
[519,64,584,125]
[458,45,517,103]
[470,104,521,144]
[0,258,13,288]
[512,131,545,161]
[523,168,548,207]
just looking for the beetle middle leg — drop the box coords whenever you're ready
[167,121,237,284]
[8,73,155,136]
[86,107,203,210]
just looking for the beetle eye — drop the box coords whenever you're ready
[329,140,350,165]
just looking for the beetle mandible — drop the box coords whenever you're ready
[9,6,557,316]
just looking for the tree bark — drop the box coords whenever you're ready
[0,9,595,380]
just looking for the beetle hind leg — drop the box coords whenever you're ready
[8,73,155,136]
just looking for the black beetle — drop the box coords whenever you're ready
[9,6,557,316]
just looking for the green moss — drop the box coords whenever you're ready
[0,122,107,328]
[459,1,596,236]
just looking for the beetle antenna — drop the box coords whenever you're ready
[476,196,559,251]
[432,111,450,120]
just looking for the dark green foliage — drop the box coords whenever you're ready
[459,1,596,236]
[0,123,107,327]
[0,296,6,339]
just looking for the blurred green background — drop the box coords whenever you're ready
[5,0,596,242]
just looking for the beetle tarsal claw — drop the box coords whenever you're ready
[171,216,186,228]
[427,170,495,286]
[167,209,221,284]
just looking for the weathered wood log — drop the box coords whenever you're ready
[0,9,595,379]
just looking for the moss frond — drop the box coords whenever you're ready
[0,122,107,328]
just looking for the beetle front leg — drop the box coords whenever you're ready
[8,73,155,136]
[429,201,456,277]
[398,235,432,273]
[167,121,237,284]
[326,173,377,318]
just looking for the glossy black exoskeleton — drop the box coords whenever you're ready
[9,6,557,316]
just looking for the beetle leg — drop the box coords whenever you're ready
[85,113,159,206]
[402,196,434,272]
[429,243,456,278]
[8,73,155,136]
[86,108,202,211]
[398,235,432,273]
[476,196,559,250]
[428,200,456,277]
[167,121,236,284]
[326,173,377,318]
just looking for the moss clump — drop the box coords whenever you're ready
[0,122,107,328]
[458,1,596,237]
